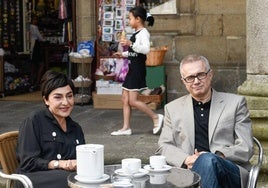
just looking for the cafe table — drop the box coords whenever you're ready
[68,164,201,188]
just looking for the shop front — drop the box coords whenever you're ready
[0,0,76,96]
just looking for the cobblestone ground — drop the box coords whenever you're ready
[0,100,267,187]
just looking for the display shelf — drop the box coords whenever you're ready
[73,80,92,88]
[69,56,93,105]
[92,91,162,110]
[69,56,93,64]
[96,0,137,66]
[0,54,31,97]
[92,65,166,109]
[0,0,24,53]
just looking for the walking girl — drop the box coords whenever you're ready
[111,6,163,136]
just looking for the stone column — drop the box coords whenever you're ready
[237,0,268,173]
[75,0,96,77]
[76,0,96,42]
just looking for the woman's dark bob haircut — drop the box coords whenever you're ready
[40,70,75,100]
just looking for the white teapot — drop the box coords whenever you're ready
[76,144,104,180]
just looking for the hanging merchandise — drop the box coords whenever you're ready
[67,21,72,42]
[115,58,129,82]
[58,0,73,44]
[0,0,24,52]
[36,0,45,11]
[58,0,67,20]
[62,22,65,43]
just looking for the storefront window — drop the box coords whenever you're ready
[140,0,178,15]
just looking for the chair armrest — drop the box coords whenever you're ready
[12,174,33,188]
[247,137,264,188]
[253,137,263,167]
[0,171,33,188]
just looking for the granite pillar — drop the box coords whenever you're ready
[237,0,268,173]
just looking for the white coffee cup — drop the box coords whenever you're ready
[149,155,166,169]
[111,173,132,186]
[150,173,167,184]
[122,158,141,175]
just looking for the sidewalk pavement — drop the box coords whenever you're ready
[1,101,268,187]
[0,100,164,165]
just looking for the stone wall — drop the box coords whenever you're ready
[148,0,247,101]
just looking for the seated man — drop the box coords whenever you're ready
[157,54,253,188]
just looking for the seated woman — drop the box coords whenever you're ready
[15,70,85,188]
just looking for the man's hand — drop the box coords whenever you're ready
[184,149,207,169]
[215,151,225,159]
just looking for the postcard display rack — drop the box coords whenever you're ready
[96,0,137,61]
[96,0,137,77]
[94,0,137,99]
[94,0,135,104]
[97,0,136,47]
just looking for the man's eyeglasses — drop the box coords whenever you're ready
[182,69,211,83]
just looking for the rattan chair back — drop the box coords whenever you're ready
[0,131,19,174]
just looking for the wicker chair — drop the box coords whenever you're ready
[0,131,33,188]
[247,137,264,188]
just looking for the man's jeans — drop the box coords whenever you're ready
[192,152,241,188]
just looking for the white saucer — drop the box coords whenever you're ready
[113,181,133,187]
[144,164,172,172]
[132,175,149,182]
[114,168,149,178]
[74,174,110,183]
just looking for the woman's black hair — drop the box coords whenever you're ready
[40,70,75,100]
[129,6,154,27]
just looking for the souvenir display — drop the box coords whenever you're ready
[97,0,136,56]
[0,0,24,52]
[96,0,137,84]
[0,0,73,96]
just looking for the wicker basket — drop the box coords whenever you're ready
[95,74,116,81]
[74,94,91,104]
[72,80,92,87]
[146,46,167,66]
[69,56,92,64]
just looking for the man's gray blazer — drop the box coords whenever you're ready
[157,89,254,187]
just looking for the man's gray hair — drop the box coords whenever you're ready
[179,54,211,75]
